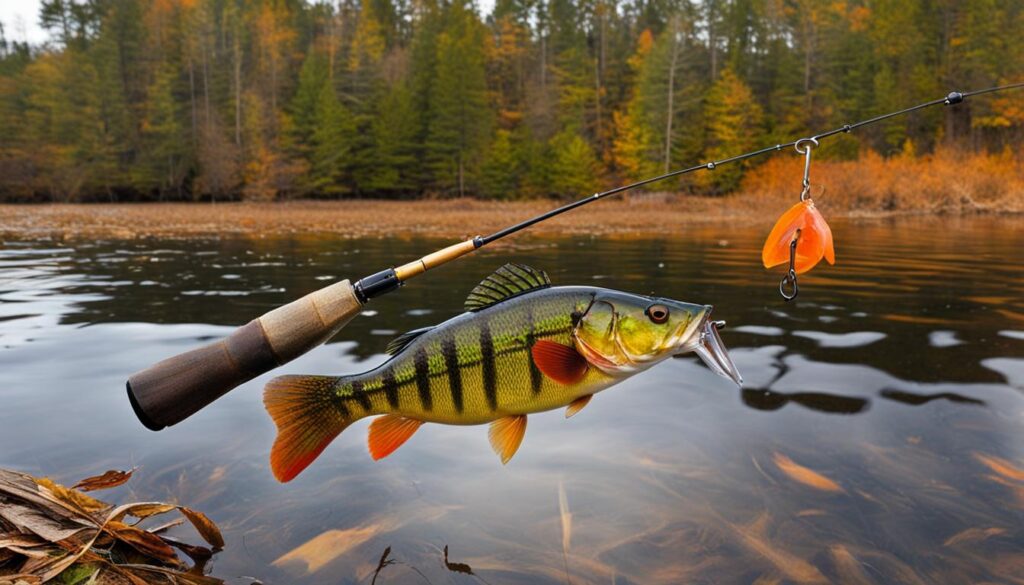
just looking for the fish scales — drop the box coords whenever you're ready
[339,289,594,425]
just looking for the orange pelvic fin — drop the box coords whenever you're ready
[531,340,589,385]
[368,415,424,460]
[489,415,527,464]
[565,395,592,418]
[264,375,352,483]
[762,199,835,274]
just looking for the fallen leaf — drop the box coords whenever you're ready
[829,545,876,585]
[106,521,181,565]
[72,468,137,492]
[0,503,91,543]
[123,503,177,520]
[273,525,382,574]
[943,527,1007,547]
[974,453,1024,482]
[178,507,225,550]
[35,478,110,515]
[772,453,844,493]
[721,512,828,584]
[1,467,225,583]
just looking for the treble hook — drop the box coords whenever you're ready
[778,229,801,301]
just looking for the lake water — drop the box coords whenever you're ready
[2,216,1024,584]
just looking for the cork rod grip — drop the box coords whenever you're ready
[126,279,362,430]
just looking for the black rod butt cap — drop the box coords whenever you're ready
[126,380,166,431]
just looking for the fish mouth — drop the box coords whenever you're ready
[677,307,743,387]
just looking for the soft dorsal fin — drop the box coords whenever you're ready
[385,326,434,355]
[465,263,551,312]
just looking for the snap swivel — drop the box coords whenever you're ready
[779,229,801,301]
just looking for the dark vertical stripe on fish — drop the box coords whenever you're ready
[480,320,498,411]
[442,335,463,413]
[351,380,372,411]
[382,369,399,408]
[525,305,543,394]
[414,347,432,411]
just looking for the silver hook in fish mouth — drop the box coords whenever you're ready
[696,317,743,387]
[674,312,743,387]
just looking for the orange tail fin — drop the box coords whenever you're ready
[264,375,359,482]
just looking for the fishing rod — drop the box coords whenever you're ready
[127,82,1024,431]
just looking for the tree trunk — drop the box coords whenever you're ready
[189,57,198,148]
[202,33,212,134]
[708,16,717,80]
[664,18,679,174]
[234,30,242,147]
[458,155,465,197]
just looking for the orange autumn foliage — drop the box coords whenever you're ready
[738,148,1024,215]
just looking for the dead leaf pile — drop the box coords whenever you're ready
[0,467,224,584]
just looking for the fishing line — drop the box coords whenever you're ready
[126,81,1024,430]
[354,82,1024,302]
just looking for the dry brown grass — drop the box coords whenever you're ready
[738,148,1024,216]
[1,151,1021,239]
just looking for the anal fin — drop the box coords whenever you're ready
[489,415,527,464]
[368,415,423,460]
[565,395,592,418]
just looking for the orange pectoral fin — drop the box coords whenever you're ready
[368,415,423,460]
[489,415,527,464]
[532,340,589,385]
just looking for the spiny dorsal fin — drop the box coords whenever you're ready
[385,326,434,355]
[465,263,551,312]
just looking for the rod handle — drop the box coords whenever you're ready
[126,280,363,430]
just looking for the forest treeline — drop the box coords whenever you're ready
[0,0,1021,202]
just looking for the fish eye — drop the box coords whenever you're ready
[645,304,670,324]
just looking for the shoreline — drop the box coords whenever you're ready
[1,199,1021,240]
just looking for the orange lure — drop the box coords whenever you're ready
[761,199,835,275]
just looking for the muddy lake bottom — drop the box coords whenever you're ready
[2,216,1024,584]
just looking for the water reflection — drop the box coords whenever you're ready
[741,388,870,414]
[2,216,1024,583]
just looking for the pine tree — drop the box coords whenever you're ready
[290,50,330,151]
[480,129,518,198]
[698,67,763,193]
[309,84,356,195]
[138,63,187,198]
[549,129,598,196]
[425,0,491,196]
[361,83,419,193]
